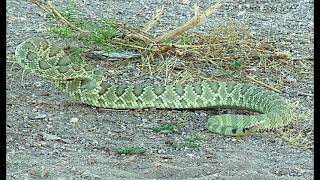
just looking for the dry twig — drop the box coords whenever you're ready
[31,0,85,33]
[142,6,164,33]
[247,76,282,93]
[47,1,85,33]
[154,2,222,43]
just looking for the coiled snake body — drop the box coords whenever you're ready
[15,38,293,136]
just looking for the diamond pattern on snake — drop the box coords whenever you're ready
[15,37,293,136]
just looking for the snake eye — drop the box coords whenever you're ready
[26,51,37,61]
[232,128,237,134]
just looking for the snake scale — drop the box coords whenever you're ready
[15,37,293,136]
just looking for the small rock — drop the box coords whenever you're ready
[34,81,43,87]
[108,69,115,74]
[128,156,136,161]
[158,149,166,154]
[38,141,47,147]
[40,92,50,96]
[231,138,237,142]
[82,171,101,179]
[165,140,174,145]
[40,132,61,141]
[237,10,246,16]
[29,166,49,178]
[199,112,207,117]
[180,0,190,5]
[70,117,79,123]
[33,113,47,119]
[92,140,98,145]
[53,143,60,149]
[186,153,195,157]
[286,75,297,83]
[18,145,25,150]
[275,169,288,176]
[141,118,148,123]
[57,178,67,180]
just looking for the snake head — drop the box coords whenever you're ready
[15,37,49,67]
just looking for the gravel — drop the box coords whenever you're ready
[7,0,313,179]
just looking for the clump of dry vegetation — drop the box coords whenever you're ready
[30,0,294,91]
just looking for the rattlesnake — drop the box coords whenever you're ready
[15,37,293,136]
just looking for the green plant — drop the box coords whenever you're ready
[169,135,208,150]
[48,0,119,52]
[152,124,178,134]
[113,146,146,155]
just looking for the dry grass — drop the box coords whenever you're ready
[140,20,295,92]
[281,119,313,150]
[280,101,313,150]
[31,0,299,93]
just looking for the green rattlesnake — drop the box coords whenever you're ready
[15,37,293,136]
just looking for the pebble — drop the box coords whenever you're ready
[34,81,43,87]
[40,132,61,141]
[158,149,166,154]
[92,140,99,145]
[226,137,237,142]
[82,171,101,179]
[70,117,79,123]
[57,178,67,180]
[286,75,297,83]
[33,113,47,119]
[186,153,195,158]
[180,0,190,5]
[108,69,115,74]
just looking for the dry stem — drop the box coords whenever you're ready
[47,1,85,33]
[111,21,153,43]
[142,6,164,33]
[247,76,282,93]
[112,38,158,52]
[31,0,85,33]
[154,2,222,43]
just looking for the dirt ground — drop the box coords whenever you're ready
[6,0,314,179]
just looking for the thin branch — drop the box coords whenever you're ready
[111,21,153,43]
[112,38,158,52]
[142,6,164,33]
[47,1,85,33]
[30,0,50,14]
[247,76,282,93]
[154,2,222,43]
[30,0,85,33]
[154,42,229,48]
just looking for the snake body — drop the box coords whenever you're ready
[15,38,293,136]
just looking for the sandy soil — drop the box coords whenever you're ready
[7,0,313,179]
